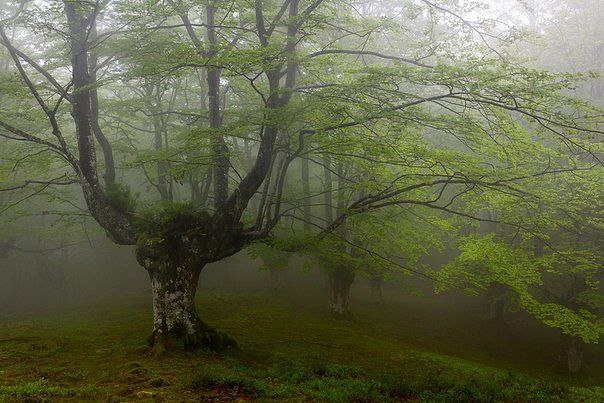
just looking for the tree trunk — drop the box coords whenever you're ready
[89,20,116,186]
[565,336,584,373]
[301,157,311,231]
[269,268,282,291]
[485,283,508,322]
[146,261,237,351]
[370,276,383,305]
[205,4,229,210]
[329,266,354,317]
[64,1,100,190]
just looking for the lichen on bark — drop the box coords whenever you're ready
[133,206,242,351]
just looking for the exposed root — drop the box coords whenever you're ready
[148,323,238,354]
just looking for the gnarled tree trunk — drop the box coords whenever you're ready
[135,223,240,351]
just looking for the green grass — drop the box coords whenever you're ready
[0,291,602,401]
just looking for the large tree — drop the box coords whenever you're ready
[0,0,601,351]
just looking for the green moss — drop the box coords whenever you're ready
[105,182,137,214]
[0,292,602,401]
[134,201,211,238]
[0,379,98,401]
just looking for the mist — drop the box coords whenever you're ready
[0,0,602,400]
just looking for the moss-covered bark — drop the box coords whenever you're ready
[134,211,244,351]
[146,262,236,351]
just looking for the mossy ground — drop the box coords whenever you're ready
[0,290,602,402]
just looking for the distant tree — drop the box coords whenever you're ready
[436,169,603,372]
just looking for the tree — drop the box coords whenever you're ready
[0,0,601,351]
[436,168,603,372]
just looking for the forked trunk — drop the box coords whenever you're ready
[329,266,355,317]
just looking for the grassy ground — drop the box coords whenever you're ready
[0,290,602,402]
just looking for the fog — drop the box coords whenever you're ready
[0,0,602,400]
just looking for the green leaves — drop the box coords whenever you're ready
[437,235,603,343]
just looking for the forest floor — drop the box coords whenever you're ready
[0,288,603,402]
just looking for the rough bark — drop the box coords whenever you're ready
[205,4,229,209]
[134,210,249,350]
[135,225,242,350]
[80,180,136,244]
[64,1,99,190]
[145,262,235,351]
[485,283,508,322]
[63,1,136,245]
[89,20,116,186]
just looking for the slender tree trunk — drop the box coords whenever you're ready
[301,157,311,230]
[189,172,200,202]
[329,267,354,317]
[370,276,383,305]
[63,2,135,245]
[154,124,171,201]
[205,4,229,209]
[150,83,173,201]
[329,161,355,317]
[64,1,99,189]
[565,336,584,373]
[323,155,333,223]
[485,283,507,322]
[89,20,115,186]
[269,268,282,291]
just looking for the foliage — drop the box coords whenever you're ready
[246,242,290,271]
[437,235,603,343]
[134,201,212,239]
[105,183,137,214]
